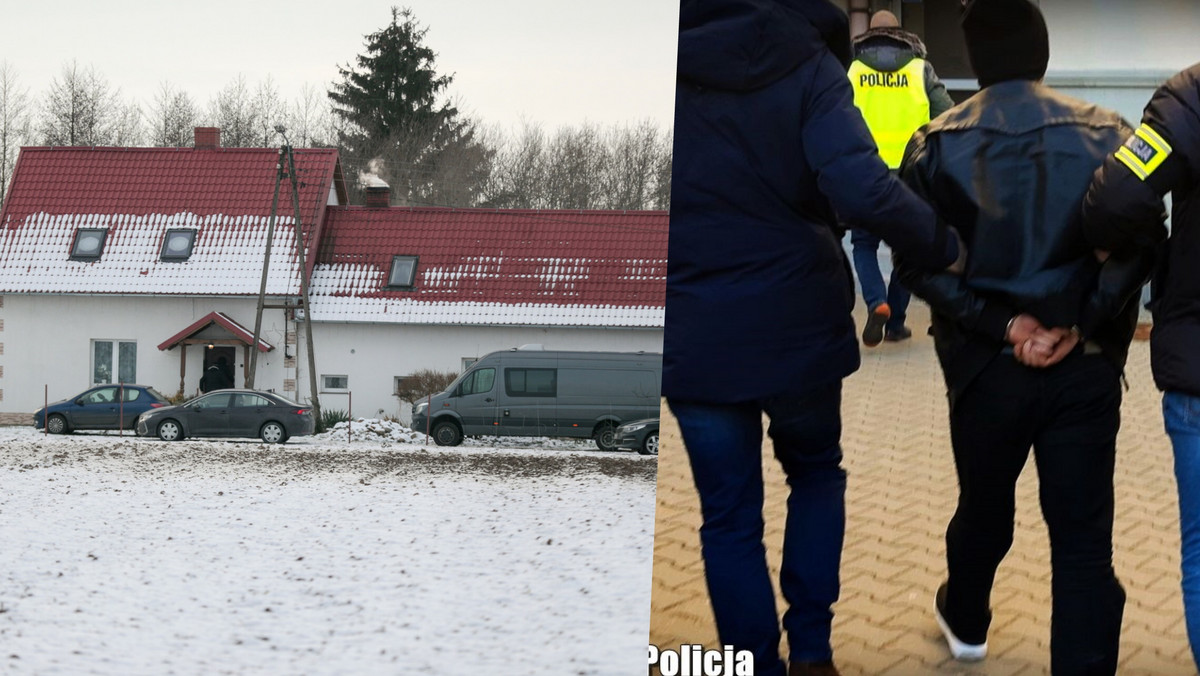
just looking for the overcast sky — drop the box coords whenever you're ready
[0,0,679,133]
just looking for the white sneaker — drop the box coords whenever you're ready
[935,584,987,661]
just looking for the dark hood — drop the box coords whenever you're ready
[678,0,851,92]
[852,27,926,72]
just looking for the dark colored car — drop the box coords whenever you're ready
[34,384,171,434]
[614,418,659,456]
[135,389,314,443]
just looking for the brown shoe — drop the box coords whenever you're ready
[789,661,841,676]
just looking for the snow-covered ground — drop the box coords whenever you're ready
[0,422,657,675]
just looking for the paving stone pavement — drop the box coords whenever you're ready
[650,301,1196,675]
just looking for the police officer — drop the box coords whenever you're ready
[1082,62,1200,669]
[848,10,955,346]
[668,0,962,673]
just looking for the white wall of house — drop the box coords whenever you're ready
[1043,2,1199,76]
[0,294,665,424]
[1043,0,1194,127]
[1,295,292,414]
[300,322,664,424]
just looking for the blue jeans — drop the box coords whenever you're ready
[850,228,909,332]
[1164,391,1200,669]
[669,383,846,675]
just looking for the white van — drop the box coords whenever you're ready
[410,346,662,451]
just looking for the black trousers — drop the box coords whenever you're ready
[941,353,1126,675]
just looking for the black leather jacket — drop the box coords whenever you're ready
[896,80,1155,397]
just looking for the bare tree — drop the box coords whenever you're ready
[601,119,662,210]
[290,83,335,148]
[0,61,32,206]
[543,123,608,210]
[651,129,673,211]
[147,82,198,147]
[252,76,288,147]
[112,100,144,147]
[207,74,259,148]
[39,60,126,146]
[482,119,547,208]
[480,119,672,210]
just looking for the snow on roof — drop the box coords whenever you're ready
[0,146,341,295]
[0,145,667,328]
[308,207,668,327]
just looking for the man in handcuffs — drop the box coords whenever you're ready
[893,0,1155,672]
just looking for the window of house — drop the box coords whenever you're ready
[92,340,136,384]
[386,255,419,289]
[160,229,197,261]
[322,374,349,391]
[504,368,556,397]
[71,228,108,261]
[394,376,406,396]
[461,357,477,372]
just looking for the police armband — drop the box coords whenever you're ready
[1114,124,1172,181]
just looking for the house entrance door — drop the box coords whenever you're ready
[204,346,237,389]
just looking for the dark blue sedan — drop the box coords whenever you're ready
[35,384,172,434]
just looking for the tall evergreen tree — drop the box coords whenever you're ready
[329,6,491,206]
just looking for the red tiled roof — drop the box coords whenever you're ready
[308,206,668,326]
[0,144,666,327]
[157,311,274,352]
[0,145,344,294]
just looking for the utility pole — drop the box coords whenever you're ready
[248,129,322,427]
[281,136,323,428]
[248,148,285,389]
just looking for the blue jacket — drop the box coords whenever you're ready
[663,0,957,403]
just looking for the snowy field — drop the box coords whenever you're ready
[0,422,657,675]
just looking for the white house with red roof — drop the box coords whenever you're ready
[0,128,666,422]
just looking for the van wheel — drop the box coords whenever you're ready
[593,423,618,452]
[432,420,463,446]
[638,432,659,456]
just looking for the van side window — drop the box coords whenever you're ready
[460,368,496,396]
[505,368,557,397]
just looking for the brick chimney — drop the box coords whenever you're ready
[194,127,221,150]
[364,182,391,208]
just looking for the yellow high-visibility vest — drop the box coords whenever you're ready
[848,58,930,169]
